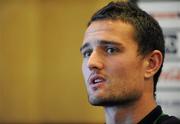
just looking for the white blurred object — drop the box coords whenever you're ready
[138,1,180,118]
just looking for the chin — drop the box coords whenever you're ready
[88,94,141,107]
[88,95,105,106]
[88,95,119,106]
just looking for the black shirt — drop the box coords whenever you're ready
[138,105,180,124]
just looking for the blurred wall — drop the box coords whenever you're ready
[0,0,112,123]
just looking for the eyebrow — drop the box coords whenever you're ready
[80,42,90,52]
[80,40,123,52]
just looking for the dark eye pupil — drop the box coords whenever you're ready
[107,48,114,53]
[85,52,90,57]
[84,51,91,57]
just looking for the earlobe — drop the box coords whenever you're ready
[144,50,163,79]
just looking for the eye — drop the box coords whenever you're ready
[106,47,119,54]
[82,49,92,58]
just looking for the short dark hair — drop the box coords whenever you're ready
[88,1,165,97]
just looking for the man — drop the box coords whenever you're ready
[80,1,180,124]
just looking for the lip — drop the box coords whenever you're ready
[88,74,106,89]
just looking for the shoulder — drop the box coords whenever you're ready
[158,115,180,124]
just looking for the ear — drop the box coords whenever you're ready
[144,50,163,79]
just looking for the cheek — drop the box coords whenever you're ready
[82,62,90,81]
[107,61,127,77]
[106,63,144,96]
[107,59,144,84]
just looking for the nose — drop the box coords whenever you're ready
[87,50,104,71]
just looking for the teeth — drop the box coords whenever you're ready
[94,79,103,83]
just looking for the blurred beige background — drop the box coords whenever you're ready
[0,0,113,123]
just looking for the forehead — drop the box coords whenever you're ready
[86,20,134,33]
[83,20,136,46]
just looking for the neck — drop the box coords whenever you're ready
[104,93,157,124]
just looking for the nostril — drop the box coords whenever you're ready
[88,64,98,71]
[88,60,104,71]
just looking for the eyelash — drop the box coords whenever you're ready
[82,47,120,58]
[105,47,119,54]
[82,49,92,58]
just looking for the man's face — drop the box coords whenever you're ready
[80,20,146,106]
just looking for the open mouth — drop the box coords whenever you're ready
[88,75,106,90]
[92,78,105,84]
